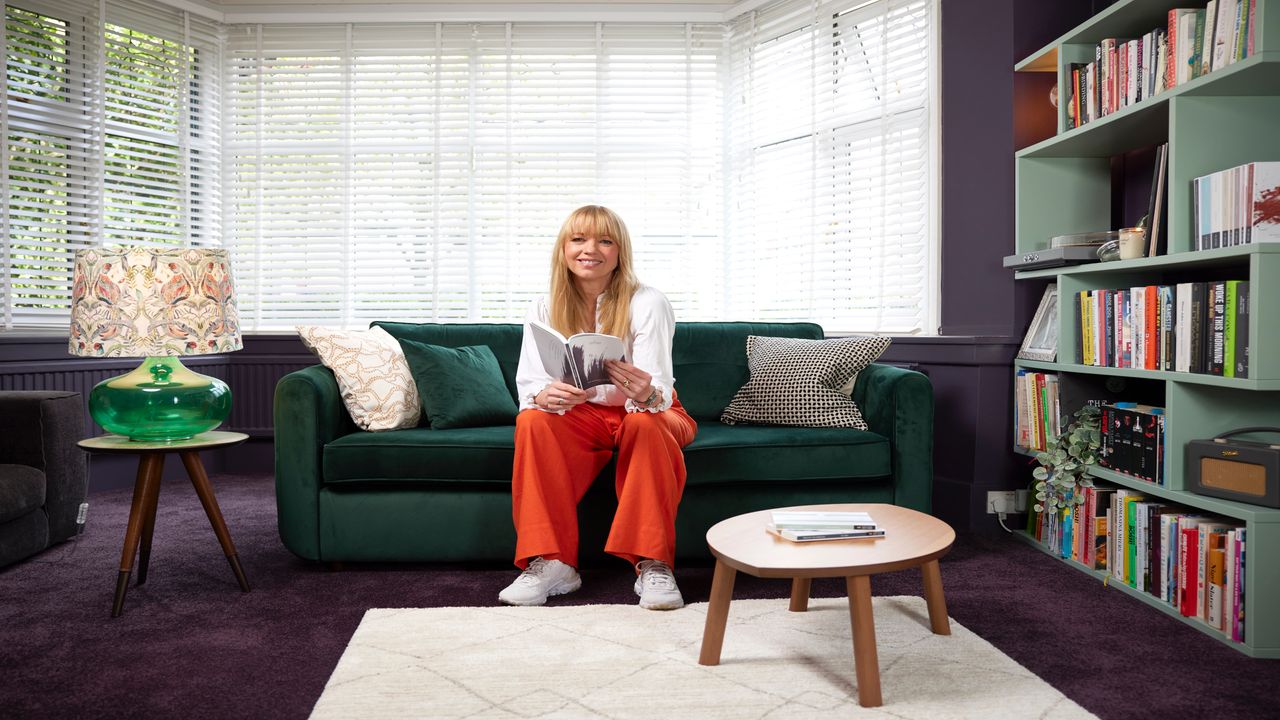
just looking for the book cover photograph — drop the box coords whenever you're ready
[530,320,627,389]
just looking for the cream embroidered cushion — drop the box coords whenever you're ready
[296,326,421,431]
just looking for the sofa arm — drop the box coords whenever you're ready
[0,391,88,543]
[853,364,934,514]
[274,365,349,560]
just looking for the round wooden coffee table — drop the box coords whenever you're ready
[698,503,956,707]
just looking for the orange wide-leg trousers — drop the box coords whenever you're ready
[511,398,697,570]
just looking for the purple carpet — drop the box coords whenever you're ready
[1,473,1277,719]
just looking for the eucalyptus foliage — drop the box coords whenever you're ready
[1031,404,1102,513]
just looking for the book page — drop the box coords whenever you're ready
[566,333,626,388]
[529,321,575,385]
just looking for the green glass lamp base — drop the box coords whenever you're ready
[89,356,233,442]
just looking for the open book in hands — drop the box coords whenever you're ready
[529,320,627,389]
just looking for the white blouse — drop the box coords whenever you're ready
[515,285,676,414]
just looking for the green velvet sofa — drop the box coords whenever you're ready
[274,321,933,564]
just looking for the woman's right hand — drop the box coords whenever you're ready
[537,382,588,412]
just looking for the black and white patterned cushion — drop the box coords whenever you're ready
[719,335,891,429]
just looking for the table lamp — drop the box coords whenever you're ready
[69,246,242,442]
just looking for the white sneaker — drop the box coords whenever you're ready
[634,559,684,610]
[498,557,581,606]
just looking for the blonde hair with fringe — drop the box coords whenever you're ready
[548,205,639,340]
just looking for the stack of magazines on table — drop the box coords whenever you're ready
[766,510,886,542]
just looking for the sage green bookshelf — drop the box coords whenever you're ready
[1012,0,1280,658]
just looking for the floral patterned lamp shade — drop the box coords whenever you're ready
[69,247,242,441]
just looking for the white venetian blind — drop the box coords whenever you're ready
[727,0,934,334]
[3,0,100,327]
[224,21,724,330]
[103,0,222,249]
[2,0,220,328]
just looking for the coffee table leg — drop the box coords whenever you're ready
[698,559,737,665]
[846,574,882,707]
[180,450,251,592]
[136,455,165,586]
[113,453,164,617]
[921,559,950,635]
[789,578,811,612]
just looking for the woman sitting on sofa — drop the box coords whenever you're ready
[499,204,699,610]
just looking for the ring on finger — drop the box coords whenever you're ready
[622,379,631,387]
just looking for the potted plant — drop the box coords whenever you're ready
[1032,403,1102,514]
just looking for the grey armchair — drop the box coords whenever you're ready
[0,391,88,568]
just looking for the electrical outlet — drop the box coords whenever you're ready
[1014,489,1029,511]
[986,490,1018,514]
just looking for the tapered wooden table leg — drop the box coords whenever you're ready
[180,450,250,592]
[136,454,165,586]
[113,454,164,617]
[921,559,950,635]
[846,574,882,707]
[789,577,811,612]
[698,559,737,665]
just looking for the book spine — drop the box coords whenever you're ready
[1152,283,1162,366]
[1180,526,1199,616]
[1235,281,1249,378]
[1247,0,1256,58]
[1211,281,1226,375]
[1201,0,1218,77]
[1224,279,1238,377]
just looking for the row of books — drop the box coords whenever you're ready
[1099,403,1166,485]
[1013,370,1060,452]
[1032,486,1246,643]
[766,510,885,542]
[1073,281,1249,377]
[1193,161,1280,249]
[1067,0,1257,128]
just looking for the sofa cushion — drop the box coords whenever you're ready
[297,325,421,431]
[374,323,524,402]
[323,422,888,488]
[0,464,47,524]
[399,340,518,429]
[671,322,824,421]
[720,334,890,430]
[683,424,889,485]
[324,426,516,484]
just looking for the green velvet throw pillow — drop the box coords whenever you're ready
[398,339,517,429]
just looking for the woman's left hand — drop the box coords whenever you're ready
[605,359,653,404]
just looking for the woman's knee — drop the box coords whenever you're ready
[618,411,671,441]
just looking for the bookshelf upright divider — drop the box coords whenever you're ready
[1013,0,1280,658]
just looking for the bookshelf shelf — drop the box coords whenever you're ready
[1017,54,1280,159]
[1015,360,1280,390]
[1012,530,1280,658]
[1011,0,1280,658]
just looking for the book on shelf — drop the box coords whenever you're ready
[1146,143,1169,257]
[1066,1,1257,129]
[529,320,626,390]
[1192,161,1280,250]
[1073,281,1246,378]
[1013,370,1059,452]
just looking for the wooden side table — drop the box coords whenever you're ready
[698,503,956,708]
[78,431,252,617]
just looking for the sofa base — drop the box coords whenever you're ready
[299,477,897,565]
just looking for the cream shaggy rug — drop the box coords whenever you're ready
[311,596,1096,719]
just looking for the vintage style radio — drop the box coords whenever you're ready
[1186,427,1280,508]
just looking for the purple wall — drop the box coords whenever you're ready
[0,0,1101,531]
